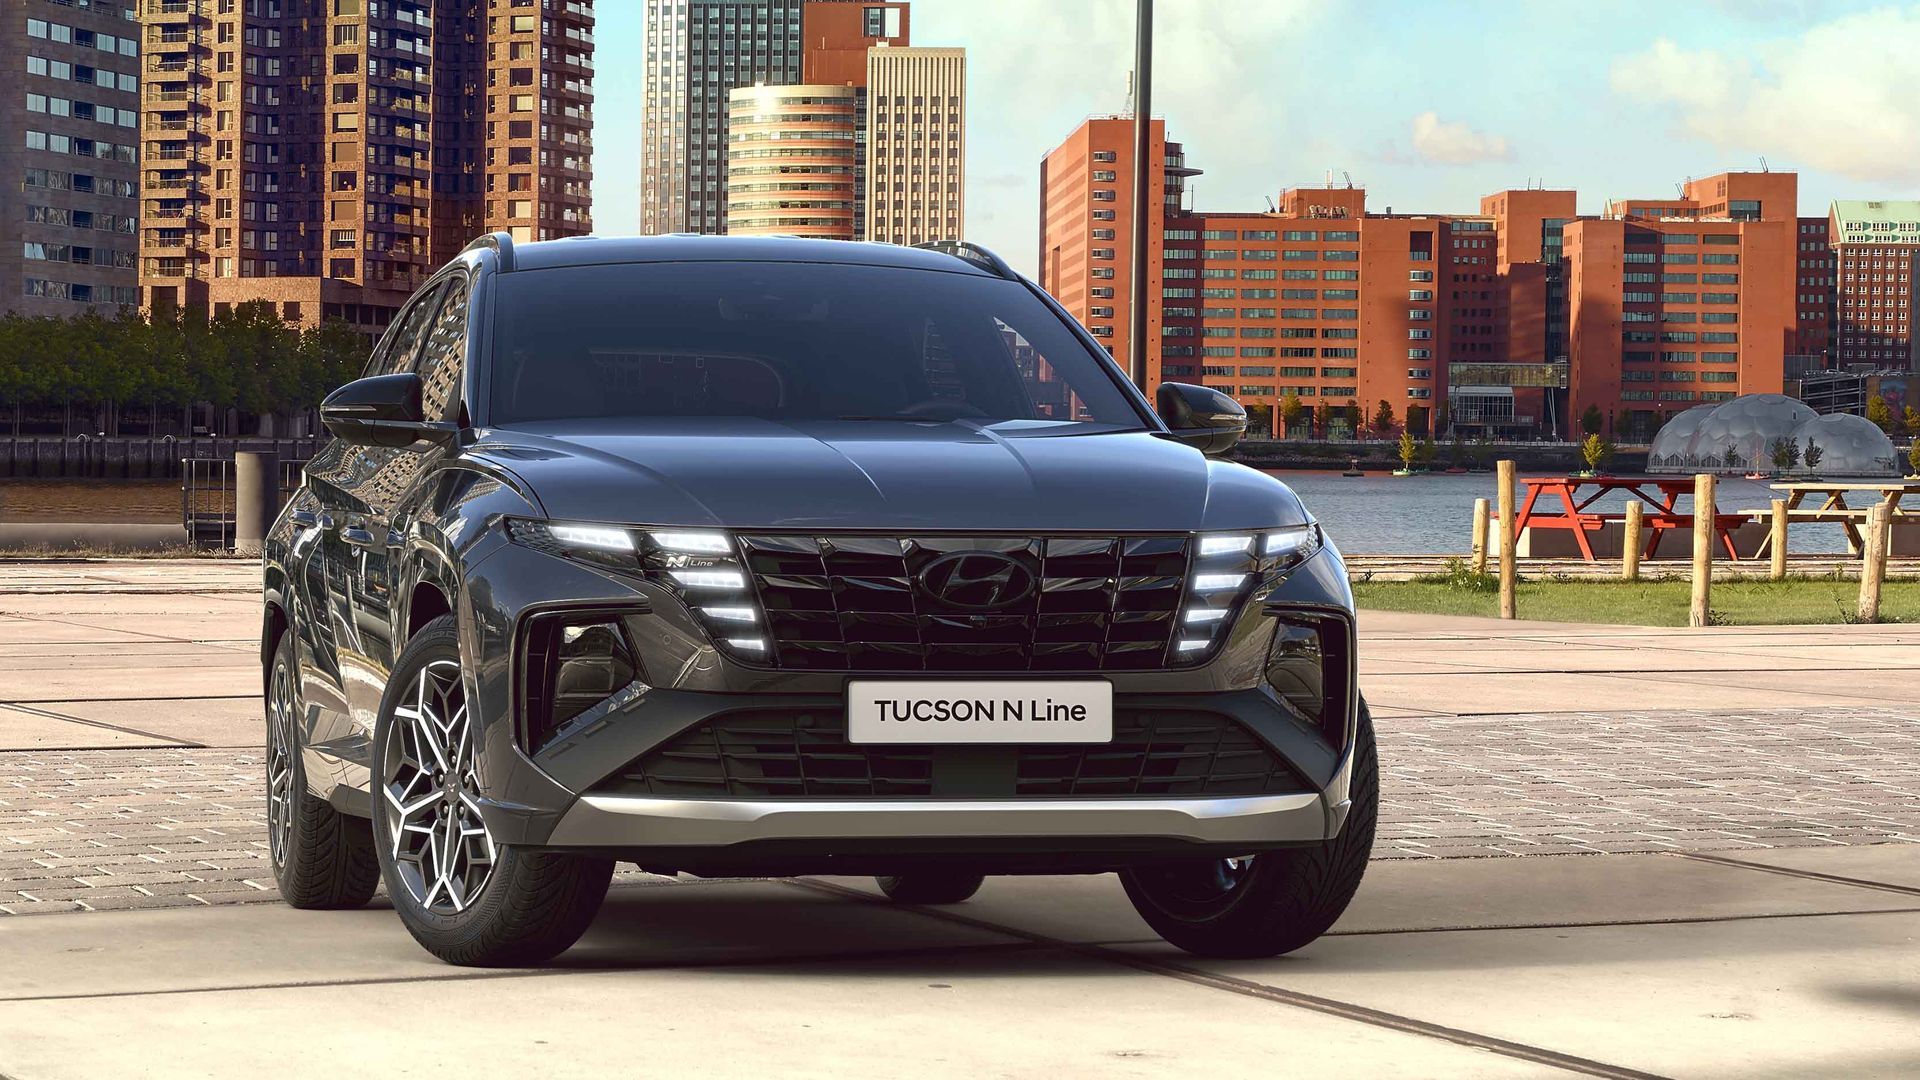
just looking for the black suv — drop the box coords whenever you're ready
[262,234,1374,966]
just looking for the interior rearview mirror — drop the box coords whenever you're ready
[320,373,458,449]
[1155,382,1247,456]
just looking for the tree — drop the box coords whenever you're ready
[1397,429,1417,472]
[1722,440,1743,470]
[1904,405,1920,437]
[1579,433,1612,474]
[1371,399,1395,439]
[1579,404,1603,436]
[1770,436,1800,473]
[1910,439,1920,479]
[1342,399,1362,437]
[1867,394,1895,433]
[1279,390,1306,439]
[1417,436,1439,469]
[1804,436,1824,474]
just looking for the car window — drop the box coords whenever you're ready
[362,279,446,379]
[409,273,469,424]
[487,261,1144,429]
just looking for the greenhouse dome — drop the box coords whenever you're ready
[1645,404,1719,470]
[1786,413,1900,477]
[1646,394,1896,476]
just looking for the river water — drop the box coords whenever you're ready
[0,472,1866,555]
[1268,471,1858,555]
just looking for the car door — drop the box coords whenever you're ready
[306,280,450,785]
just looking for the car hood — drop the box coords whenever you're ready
[472,418,1309,533]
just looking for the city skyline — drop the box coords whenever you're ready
[596,0,1920,276]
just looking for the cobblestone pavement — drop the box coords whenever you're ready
[5,705,1917,914]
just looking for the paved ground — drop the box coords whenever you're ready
[3,560,1919,1076]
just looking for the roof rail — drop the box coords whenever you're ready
[912,240,1020,281]
[461,231,515,272]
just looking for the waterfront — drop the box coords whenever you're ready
[1273,470,1863,555]
[0,472,1871,556]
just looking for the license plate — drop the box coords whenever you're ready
[847,680,1113,744]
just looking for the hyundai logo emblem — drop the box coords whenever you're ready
[917,551,1036,611]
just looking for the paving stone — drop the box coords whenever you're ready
[5,706,1920,914]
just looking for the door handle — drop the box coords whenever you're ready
[289,509,318,527]
[318,513,338,531]
[341,525,379,548]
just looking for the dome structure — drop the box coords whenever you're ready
[1786,413,1900,477]
[1646,394,1897,476]
[1646,404,1719,471]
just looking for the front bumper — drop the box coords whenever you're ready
[548,791,1339,848]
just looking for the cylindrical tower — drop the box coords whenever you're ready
[725,84,859,239]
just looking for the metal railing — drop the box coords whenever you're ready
[181,456,305,550]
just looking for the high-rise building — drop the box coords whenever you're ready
[641,1,908,238]
[1564,173,1796,439]
[1827,200,1919,369]
[1041,118,1454,438]
[4,1,141,316]
[139,0,594,330]
[725,83,859,238]
[864,45,963,245]
[1039,116,1187,391]
[1791,216,1835,370]
[642,0,803,236]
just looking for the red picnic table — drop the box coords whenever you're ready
[1513,475,1745,562]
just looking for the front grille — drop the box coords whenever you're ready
[735,533,1195,672]
[591,708,1308,799]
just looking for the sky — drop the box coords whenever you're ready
[590,0,1920,278]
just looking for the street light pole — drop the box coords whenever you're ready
[1128,0,1153,392]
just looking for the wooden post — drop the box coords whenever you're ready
[1769,499,1789,582]
[1496,460,1517,620]
[1858,501,1890,624]
[1470,497,1490,574]
[1690,473,1715,628]
[1622,501,1643,582]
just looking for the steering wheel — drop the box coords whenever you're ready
[896,399,990,420]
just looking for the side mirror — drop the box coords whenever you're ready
[1155,382,1247,456]
[320,373,458,449]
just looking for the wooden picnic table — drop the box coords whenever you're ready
[1515,475,1743,562]
[1746,481,1920,557]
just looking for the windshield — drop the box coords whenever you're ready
[487,261,1144,429]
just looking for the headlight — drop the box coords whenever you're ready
[505,518,773,665]
[1173,524,1322,666]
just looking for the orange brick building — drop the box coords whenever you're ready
[1040,116,1822,442]
[1564,173,1796,439]
[1042,119,1454,437]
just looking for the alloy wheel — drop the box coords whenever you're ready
[265,655,298,868]
[382,658,496,914]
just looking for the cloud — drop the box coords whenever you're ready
[1611,8,1920,183]
[1408,112,1513,166]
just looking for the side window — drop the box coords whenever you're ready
[362,280,446,378]
[411,274,470,424]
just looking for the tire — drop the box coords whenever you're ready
[266,631,379,910]
[371,614,613,967]
[875,871,986,905]
[1120,699,1378,959]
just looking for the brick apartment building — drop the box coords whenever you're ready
[139,0,595,332]
[1043,117,1461,438]
[4,0,142,316]
[1565,173,1797,439]
[1041,113,1849,442]
[1828,200,1919,370]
